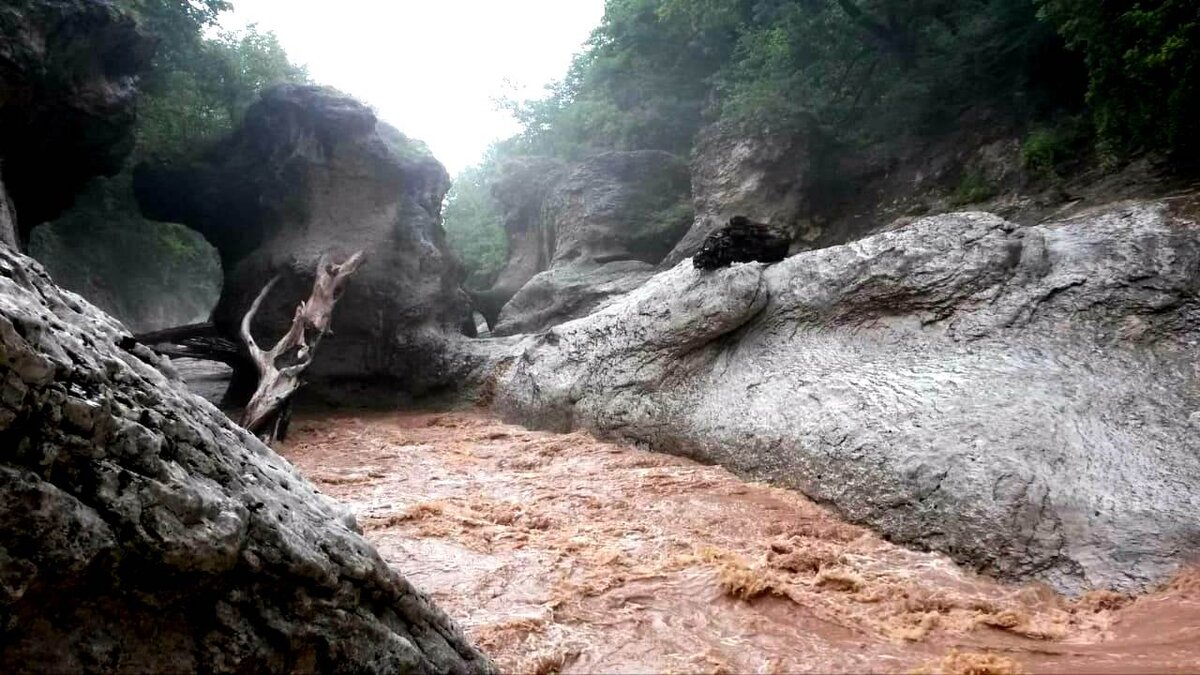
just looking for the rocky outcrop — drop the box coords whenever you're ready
[134,85,471,400]
[0,244,493,672]
[468,156,569,328]
[491,202,1200,594]
[487,151,692,336]
[0,0,153,241]
[664,126,809,266]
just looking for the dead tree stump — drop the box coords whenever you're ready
[239,251,365,442]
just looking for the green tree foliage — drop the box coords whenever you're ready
[501,0,743,157]
[509,1,1079,156]
[505,0,1198,168]
[1037,0,1200,159]
[443,159,507,288]
[136,24,309,160]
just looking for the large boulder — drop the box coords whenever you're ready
[134,85,471,400]
[492,202,1200,594]
[0,0,154,242]
[0,245,493,672]
[488,150,692,336]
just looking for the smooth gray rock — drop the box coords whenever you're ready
[490,151,692,335]
[0,245,493,673]
[494,202,1200,593]
[468,156,569,327]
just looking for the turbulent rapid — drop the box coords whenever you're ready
[281,411,1200,674]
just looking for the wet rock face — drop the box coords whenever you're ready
[487,150,692,336]
[494,202,1200,594]
[0,244,493,673]
[0,0,153,240]
[693,216,791,270]
[0,178,15,248]
[135,85,470,400]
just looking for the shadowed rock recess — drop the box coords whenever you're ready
[0,0,153,243]
[0,246,493,673]
[494,203,1200,594]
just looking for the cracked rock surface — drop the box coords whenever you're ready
[0,244,493,673]
[495,203,1200,593]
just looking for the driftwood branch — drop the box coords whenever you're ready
[239,251,365,441]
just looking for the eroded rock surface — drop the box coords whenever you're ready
[0,0,153,240]
[135,85,471,400]
[494,203,1200,593]
[488,151,691,336]
[0,244,493,673]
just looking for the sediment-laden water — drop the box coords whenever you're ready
[281,411,1200,674]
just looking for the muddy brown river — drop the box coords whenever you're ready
[280,411,1200,674]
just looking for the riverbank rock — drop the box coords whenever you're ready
[134,85,471,401]
[467,156,569,329]
[494,202,1200,594]
[0,0,153,242]
[488,150,692,336]
[0,244,493,672]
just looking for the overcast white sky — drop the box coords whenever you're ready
[220,0,606,174]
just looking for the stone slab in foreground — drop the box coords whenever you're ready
[0,245,493,673]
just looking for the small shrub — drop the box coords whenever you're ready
[949,171,996,207]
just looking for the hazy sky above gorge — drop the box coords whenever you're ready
[220,0,605,174]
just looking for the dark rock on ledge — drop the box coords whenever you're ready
[0,243,493,672]
[692,216,791,270]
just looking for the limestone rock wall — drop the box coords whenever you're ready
[483,150,692,336]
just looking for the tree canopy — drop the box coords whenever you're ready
[498,0,1196,166]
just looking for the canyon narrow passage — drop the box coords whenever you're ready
[281,411,1200,674]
